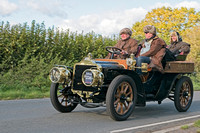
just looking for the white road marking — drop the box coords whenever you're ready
[110,115,200,133]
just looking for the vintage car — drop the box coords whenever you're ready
[49,46,194,121]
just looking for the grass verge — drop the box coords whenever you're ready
[180,120,200,132]
[194,120,200,128]
[181,125,189,129]
[0,84,49,100]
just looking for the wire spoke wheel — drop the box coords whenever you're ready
[106,75,137,121]
[57,86,73,107]
[50,83,78,113]
[174,76,193,112]
[114,82,133,115]
[179,82,191,107]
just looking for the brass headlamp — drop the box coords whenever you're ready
[49,66,71,84]
[82,68,104,87]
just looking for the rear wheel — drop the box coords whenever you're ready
[174,76,193,112]
[50,83,78,112]
[106,75,137,121]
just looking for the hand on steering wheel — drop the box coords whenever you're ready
[121,50,128,55]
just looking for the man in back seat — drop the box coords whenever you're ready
[167,31,190,56]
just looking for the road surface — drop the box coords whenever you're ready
[0,91,200,133]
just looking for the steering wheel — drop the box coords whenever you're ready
[106,46,122,54]
[106,46,122,59]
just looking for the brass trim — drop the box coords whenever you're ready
[49,66,71,84]
[82,68,104,87]
[71,56,103,94]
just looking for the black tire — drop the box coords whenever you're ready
[174,76,193,112]
[50,83,78,113]
[106,75,137,121]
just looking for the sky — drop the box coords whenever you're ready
[1,0,200,36]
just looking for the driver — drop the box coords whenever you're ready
[106,28,138,59]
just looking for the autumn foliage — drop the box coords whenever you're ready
[132,7,200,43]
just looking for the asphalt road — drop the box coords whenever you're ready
[0,91,200,133]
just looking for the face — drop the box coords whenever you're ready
[120,33,130,40]
[171,35,177,42]
[145,32,154,39]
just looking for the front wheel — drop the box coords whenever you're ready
[50,83,78,113]
[106,75,137,121]
[174,76,193,112]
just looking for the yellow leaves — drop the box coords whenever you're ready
[132,7,200,44]
[182,26,200,71]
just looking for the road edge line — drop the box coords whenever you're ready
[110,115,200,133]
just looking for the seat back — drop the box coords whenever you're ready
[162,48,176,69]
[175,54,187,61]
[163,48,176,62]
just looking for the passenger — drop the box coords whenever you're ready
[167,31,190,56]
[106,28,138,59]
[136,25,166,75]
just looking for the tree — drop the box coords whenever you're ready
[131,7,200,44]
[183,26,200,72]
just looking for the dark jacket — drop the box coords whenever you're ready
[140,36,166,72]
[106,38,138,59]
[168,31,190,55]
[168,41,190,55]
